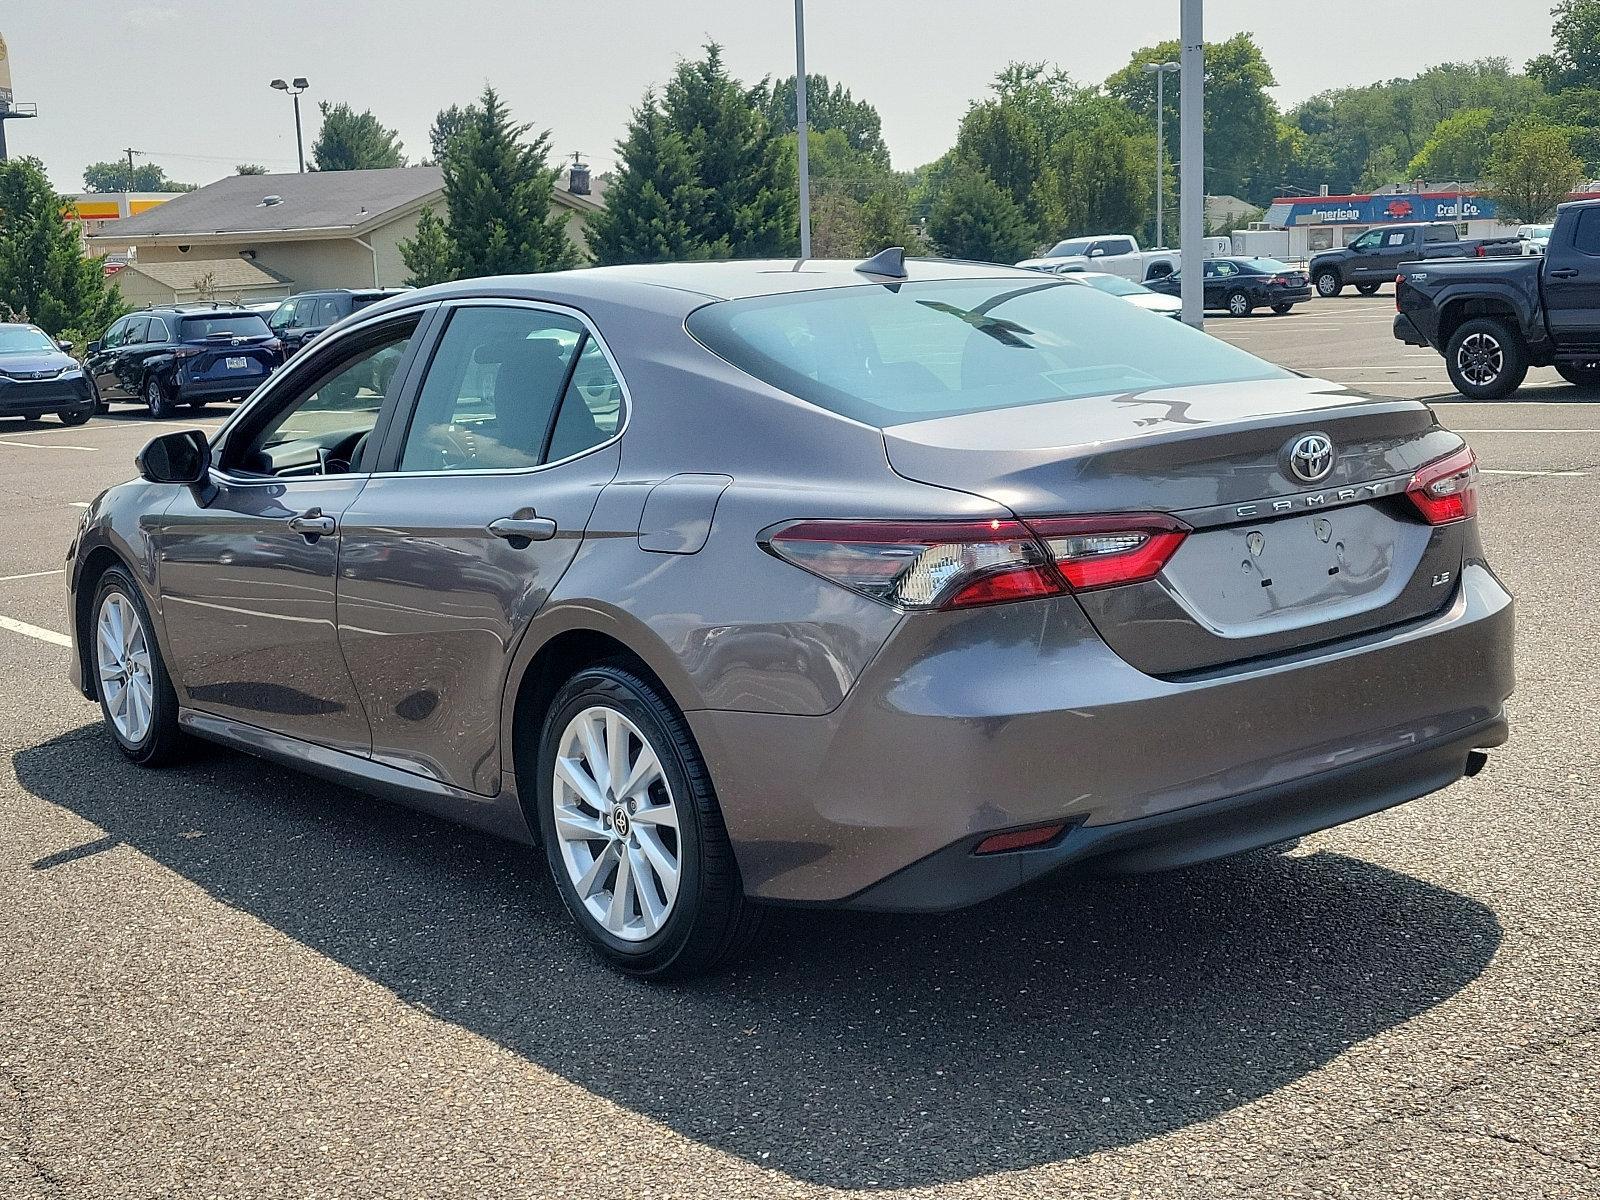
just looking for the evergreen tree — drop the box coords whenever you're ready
[439,86,577,277]
[758,75,890,167]
[955,100,1055,237]
[587,93,722,265]
[235,163,269,176]
[859,188,928,256]
[927,164,1036,263]
[398,206,455,286]
[429,103,479,163]
[310,102,407,171]
[662,44,798,257]
[0,158,126,337]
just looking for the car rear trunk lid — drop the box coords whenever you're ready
[882,378,1469,674]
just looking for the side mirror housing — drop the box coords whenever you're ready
[137,429,212,487]
[57,339,75,354]
[86,340,101,355]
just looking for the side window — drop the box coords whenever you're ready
[1573,208,1600,257]
[547,338,623,461]
[1103,238,1136,256]
[230,321,418,476]
[146,317,170,344]
[1382,230,1410,248]
[269,299,296,331]
[101,318,127,349]
[124,317,148,346]
[1424,225,1454,244]
[316,297,341,325]
[397,306,584,473]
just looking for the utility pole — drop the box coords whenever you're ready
[1143,61,1180,248]
[793,0,812,259]
[1178,0,1205,328]
[123,147,139,192]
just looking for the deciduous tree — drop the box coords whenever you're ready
[1487,119,1585,222]
[927,164,1035,263]
[310,102,407,171]
[82,161,194,193]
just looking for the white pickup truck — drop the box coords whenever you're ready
[1017,234,1231,282]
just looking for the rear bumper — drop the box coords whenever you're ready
[1394,312,1431,347]
[1268,286,1313,305]
[175,374,267,401]
[691,562,1514,908]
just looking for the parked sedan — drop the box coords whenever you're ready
[0,323,97,425]
[1147,258,1313,316]
[1058,270,1183,317]
[87,305,283,417]
[66,254,1513,978]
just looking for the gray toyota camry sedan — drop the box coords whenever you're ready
[65,253,1514,978]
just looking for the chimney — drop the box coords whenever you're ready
[568,151,590,197]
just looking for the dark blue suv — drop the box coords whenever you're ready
[87,306,283,417]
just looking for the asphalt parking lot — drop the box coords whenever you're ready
[3,307,1598,1198]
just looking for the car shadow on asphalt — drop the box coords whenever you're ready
[14,726,1502,1190]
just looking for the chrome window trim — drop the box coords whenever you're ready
[366,295,631,481]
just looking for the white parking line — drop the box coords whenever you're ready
[0,569,65,583]
[0,614,70,647]
[0,440,98,451]
[1456,428,1600,433]
[68,502,91,509]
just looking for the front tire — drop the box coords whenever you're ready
[1556,361,1600,389]
[534,664,762,979]
[1226,290,1254,318]
[1446,318,1529,400]
[144,375,175,419]
[92,568,187,766]
[1271,303,1294,315]
[1356,282,1382,296]
[1315,270,1343,298]
[58,407,92,426]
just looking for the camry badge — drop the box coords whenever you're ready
[1285,433,1336,484]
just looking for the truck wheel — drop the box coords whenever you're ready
[1226,290,1254,318]
[1315,270,1343,298]
[1446,318,1529,401]
[1556,361,1600,389]
[1356,282,1382,296]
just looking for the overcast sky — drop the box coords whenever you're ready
[7,1,1560,194]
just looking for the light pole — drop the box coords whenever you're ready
[1179,0,1205,328]
[270,77,310,172]
[793,0,812,259]
[1143,61,1180,249]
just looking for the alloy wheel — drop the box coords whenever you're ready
[96,592,154,745]
[551,704,682,942]
[1457,333,1504,386]
[1229,292,1250,317]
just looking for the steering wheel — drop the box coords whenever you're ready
[427,425,476,471]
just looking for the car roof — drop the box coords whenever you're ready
[362,257,1050,321]
[137,304,259,316]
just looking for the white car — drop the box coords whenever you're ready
[1016,235,1180,283]
[1056,270,1183,317]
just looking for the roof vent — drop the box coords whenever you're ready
[856,247,907,278]
[259,195,283,207]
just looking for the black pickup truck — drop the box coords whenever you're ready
[1394,197,1600,399]
[1310,223,1515,298]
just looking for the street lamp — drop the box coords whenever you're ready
[270,77,310,172]
[793,0,812,259]
[1179,0,1205,328]
[1143,61,1180,249]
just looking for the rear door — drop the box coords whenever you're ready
[335,300,625,794]
[1545,205,1600,346]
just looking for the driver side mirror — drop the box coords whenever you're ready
[137,429,212,488]
[86,341,100,356]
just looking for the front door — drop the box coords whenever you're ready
[336,301,626,794]
[89,316,131,397]
[152,313,428,752]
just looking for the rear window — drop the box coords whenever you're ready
[687,278,1289,428]
[1244,259,1295,273]
[1076,274,1148,296]
[179,314,270,339]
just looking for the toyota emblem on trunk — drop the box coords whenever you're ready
[1285,433,1335,484]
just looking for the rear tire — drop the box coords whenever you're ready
[91,567,188,766]
[1315,270,1342,298]
[1446,318,1529,400]
[1226,290,1254,318]
[1271,303,1294,315]
[1556,361,1600,389]
[534,663,763,979]
[1356,282,1382,296]
[144,375,175,419]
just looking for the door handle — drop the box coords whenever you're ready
[488,515,557,545]
[287,508,337,538]
[1549,267,1580,279]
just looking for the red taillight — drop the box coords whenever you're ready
[1025,514,1190,591]
[1406,446,1478,525]
[763,513,1190,610]
[1396,275,1405,311]
[763,518,1065,611]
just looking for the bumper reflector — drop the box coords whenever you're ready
[974,822,1067,855]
